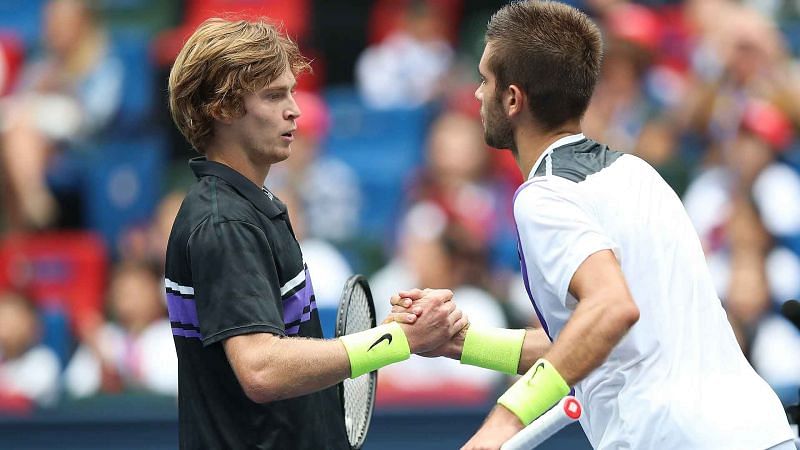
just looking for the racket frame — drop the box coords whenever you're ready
[335,274,378,450]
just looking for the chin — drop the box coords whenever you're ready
[273,149,292,163]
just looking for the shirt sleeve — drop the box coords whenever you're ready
[515,180,619,308]
[188,219,286,346]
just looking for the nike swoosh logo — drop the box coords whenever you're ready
[528,361,546,385]
[368,333,393,351]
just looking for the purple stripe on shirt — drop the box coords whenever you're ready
[166,292,200,328]
[283,269,318,334]
[283,284,318,325]
[513,181,552,340]
[172,328,203,339]
[285,301,317,335]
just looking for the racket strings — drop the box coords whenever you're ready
[342,284,376,446]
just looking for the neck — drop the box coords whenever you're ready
[513,120,581,179]
[205,142,270,187]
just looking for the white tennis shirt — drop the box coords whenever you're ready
[514,134,793,450]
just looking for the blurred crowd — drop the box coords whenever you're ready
[0,0,799,414]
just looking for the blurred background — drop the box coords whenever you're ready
[0,0,799,448]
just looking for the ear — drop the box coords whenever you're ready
[504,84,525,119]
[209,103,238,125]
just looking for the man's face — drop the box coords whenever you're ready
[475,42,515,151]
[230,68,300,165]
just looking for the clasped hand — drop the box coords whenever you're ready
[382,288,469,358]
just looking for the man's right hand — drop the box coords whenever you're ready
[384,289,468,356]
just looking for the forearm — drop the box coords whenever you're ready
[516,327,552,374]
[227,320,417,403]
[225,334,350,403]
[269,337,351,400]
[543,296,637,386]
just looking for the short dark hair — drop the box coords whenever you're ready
[486,1,602,130]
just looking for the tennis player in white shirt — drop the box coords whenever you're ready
[390,1,794,449]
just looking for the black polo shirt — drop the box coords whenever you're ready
[164,157,348,450]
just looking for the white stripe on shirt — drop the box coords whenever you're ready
[280,268,306,296]
[165,278,195,295]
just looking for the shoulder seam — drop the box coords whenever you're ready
[188,218,268,242]
[185,220,273,292]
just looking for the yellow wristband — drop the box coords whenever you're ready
[460,327,526,374]
[497,358,570,425]
[339,322,410,378]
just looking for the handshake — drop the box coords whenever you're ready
[381,288,469,360]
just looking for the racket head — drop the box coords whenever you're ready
[335,274,378,450]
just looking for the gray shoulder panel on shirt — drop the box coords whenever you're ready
[533,139,624,182]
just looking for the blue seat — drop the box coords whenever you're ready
[48,134,167,253]
[0,0,46,50]
[81,135,166,252]
[45,32,164,253]
[39,304,71,367]
[323,88,432,240]
[107,31,156,137]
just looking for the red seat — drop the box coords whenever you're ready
[0,31,24,96]
[0,231,107,334]
[153,0,311,67]
[185,0,309,38]
[367,0,463,45]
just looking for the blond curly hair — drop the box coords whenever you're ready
[168,18,310,153]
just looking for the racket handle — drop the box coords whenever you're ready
[500,396,582,450]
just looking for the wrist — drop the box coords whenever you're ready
[340,322,411,378]
[449,330,466,360]
[460,327,526,374]
[493,403,526,430]
[497,358,570,425]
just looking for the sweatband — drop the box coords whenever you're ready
[340,322,410,378]
[497,358,570,425]
[460,327,526,374]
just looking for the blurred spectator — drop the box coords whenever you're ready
[680,4,800,145]
[356,0,455,109]
[406,109,519,272]
[743,0,800,23]
[684,99,800,356]
[583,4,663,153]
[119,190,185,271]
[413,111,495,242]
[273,185,354,310]
[633,119,690,196]
[371,202,507,405]
[0,291,60,412]
[64,262,176,398]
[0,0,123,230]
[684,100,800,253]
[751,308,800,402]
[266,91,361,243]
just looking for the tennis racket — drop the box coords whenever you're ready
[501,396,582,450]
[336,275,378,450]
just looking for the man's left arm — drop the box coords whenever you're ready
[462,249,639,449]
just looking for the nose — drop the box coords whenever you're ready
[286,95,301,121]
[474,85,482,102]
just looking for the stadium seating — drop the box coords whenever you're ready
[322,87,434,241]
[0,231,107,363]
[80,135,165,254]
[0,32,23,96]
[0,0,47,50]
[46,31,165,252]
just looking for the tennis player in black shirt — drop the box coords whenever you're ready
[165,17,468,449]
